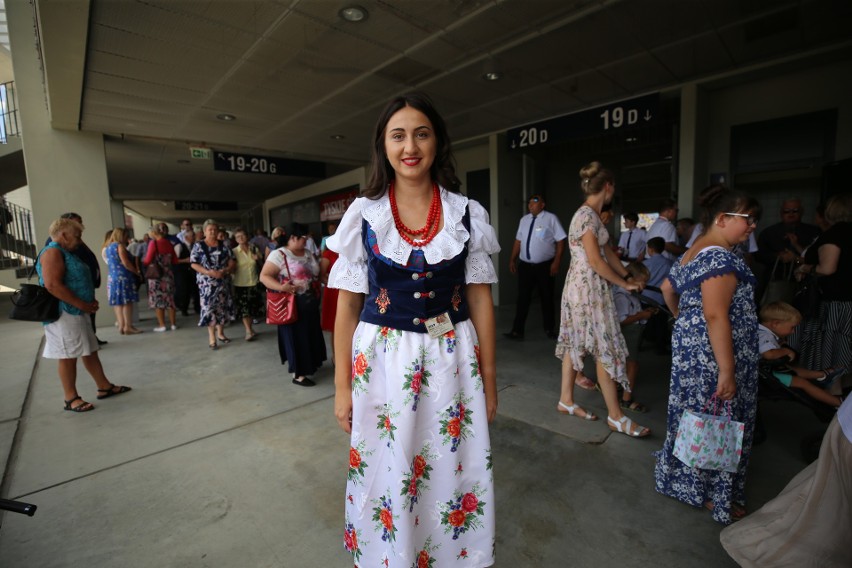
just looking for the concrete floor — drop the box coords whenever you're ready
[0,301,826,567]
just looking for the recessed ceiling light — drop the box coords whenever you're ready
[216,113,236,121]
[483,71,502,81]
[339,5,368,22]
[625,137,638,143]
[330,134,346,140]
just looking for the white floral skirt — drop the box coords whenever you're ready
[344,320,495,567]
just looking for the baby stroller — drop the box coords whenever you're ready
[755,355,836,462]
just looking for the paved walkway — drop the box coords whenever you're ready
[0,302,824,567]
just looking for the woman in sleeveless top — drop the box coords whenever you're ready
[37,217,132,412]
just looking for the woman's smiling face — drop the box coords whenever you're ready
[383,105,436,184]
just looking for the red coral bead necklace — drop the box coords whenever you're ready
[389,181,442,248]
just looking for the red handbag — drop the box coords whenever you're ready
[266,253,298,325]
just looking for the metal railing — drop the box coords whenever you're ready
[0,198,37,270]
[1,81,21,144]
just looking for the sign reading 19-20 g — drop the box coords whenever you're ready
[507,93,659,151]
[214,151,325,178]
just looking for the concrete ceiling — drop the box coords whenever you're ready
[30,0,852,221]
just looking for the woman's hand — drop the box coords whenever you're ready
[486,391,498,423]
[81,300,99,314]
[334,389,353,434]
[715,370,736,400]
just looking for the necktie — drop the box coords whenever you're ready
[625,230,632,258]
[525,215,536,261]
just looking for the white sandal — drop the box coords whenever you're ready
[557,401,598,421]
[607,415,650,438]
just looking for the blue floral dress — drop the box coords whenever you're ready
[105,242,139,306]
[653,246,759,525]
[190,240,235,326]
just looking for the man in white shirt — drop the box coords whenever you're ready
[617,212,647,261]
[505,194,567,340]
[646,199,686,261]
[176,218,193,243]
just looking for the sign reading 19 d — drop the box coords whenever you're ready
[507,93,659,151]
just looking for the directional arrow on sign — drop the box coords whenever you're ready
[644,110,652,121]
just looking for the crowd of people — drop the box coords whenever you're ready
[29,90,850,567]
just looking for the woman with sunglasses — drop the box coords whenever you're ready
[655,185,762,525]
[260,222,326,386]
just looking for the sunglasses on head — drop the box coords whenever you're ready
[529,198,540,203]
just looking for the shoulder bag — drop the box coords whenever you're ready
[266,251,298,325]
[8,251,60,323]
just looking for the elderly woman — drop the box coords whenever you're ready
[190,219,236,350]
[231,227,263,340]
[794,194,852,376]
[265,226,286,258]
[144,225,179,332]
[260,222,326,386]
[37,217,132,412]
[104,227,142,334]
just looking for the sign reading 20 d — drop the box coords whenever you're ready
[214,151,325,178]
[507,93,659,151]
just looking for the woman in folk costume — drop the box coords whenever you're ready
[327,92,499,567]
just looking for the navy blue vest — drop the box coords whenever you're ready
[360,209,470,333]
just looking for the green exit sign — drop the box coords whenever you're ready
[190,147,211,160]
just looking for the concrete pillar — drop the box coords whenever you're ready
[8,0,115,324]
[677,83,709,218]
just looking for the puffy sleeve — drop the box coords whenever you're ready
[465,199,500,284]
[326,198,369,293]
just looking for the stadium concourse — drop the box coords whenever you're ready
[0,300,818,567]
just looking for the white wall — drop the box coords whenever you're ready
[3,185,31,211]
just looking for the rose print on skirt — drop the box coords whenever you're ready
[401,443,437,512]
[343,518,365,562]
[348,439,372,485]
[372,493,398,543]
[439,483,487,540]
[377,325,402,352]
[411,536,439,568]
[403,346,434,411]
[439,391,474,452]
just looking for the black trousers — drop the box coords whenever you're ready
[174,265,200,313]
[511,259,556,335]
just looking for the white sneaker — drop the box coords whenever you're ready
[170,325,178,331]
[153,326,167,332]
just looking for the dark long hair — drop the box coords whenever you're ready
[363,92,460,199]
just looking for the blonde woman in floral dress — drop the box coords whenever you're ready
[555,161,650,438]
[328,93,499,567]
